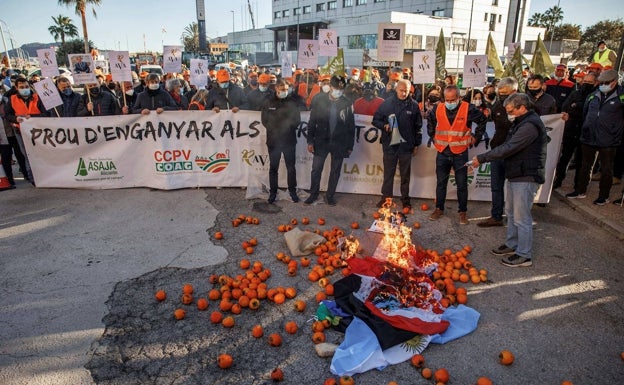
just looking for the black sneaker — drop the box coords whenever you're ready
[613,198,623,205]
[303,195,318,205]
[593,197,609,206]
[565,191,586,199]
[290,191,300,203]
[268,193,276,204]
[491,244,515,256]
[501,254,533,267]
[326,196,337,206]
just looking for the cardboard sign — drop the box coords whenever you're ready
[109,51,132,82]
[412,51,436,84]
[318,29,338,57]
[297,39,319,69]
[163,45,183,74]
[37,49,59,79]
[68,54,97,85]
[32,78,62,111]
[462,55,487,87]
[377,23,405,62]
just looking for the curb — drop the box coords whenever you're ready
[554,190,624,241]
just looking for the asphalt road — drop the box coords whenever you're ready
[1,180,623,385]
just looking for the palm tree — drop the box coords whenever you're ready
[58,0,102,54]
[48,15,79,45]
[181,22,200,53]
[528,12,545,27]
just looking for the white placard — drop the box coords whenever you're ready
[189,59,208,88]
[280,52,293,78]
[162,45,183,74]
[297,40,319,70]
[319,29,338,57]
[108,51,132,82]
[411,51,436,84]
[36,49,59,79]
[32,78,62,111]
[462,55,488,88]
[68,54,97,85]
[377,23,405,62]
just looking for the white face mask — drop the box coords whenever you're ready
[473,99,482,107]
[322,84,331,93]
[331,89,343,99]
[507,114,516,122]
[277,91,288,99]
[148,83,160,91]
[259,85,268,92]
[352,75,359,81]
[125,89,134,96]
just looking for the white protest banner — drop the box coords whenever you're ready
[412,51,436,84]
[377,23,405,62]
[32,78,63,112]
[20,112,563,204]
[68,54,97,85]
[163,45,183,74]
[297,39,319,70]
[108,51,132,82]
[319,29,338,57]
[36,48,59,79]
[280,51,293,78]
[190,59,208,87]
[462,54,487,88]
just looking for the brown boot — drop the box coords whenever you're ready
[459,212,469,225]
[429,208,443,221]
[477,217,503,227]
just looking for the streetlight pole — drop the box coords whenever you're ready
[230,11,235,50]
[451,32,466,82]
[0,20,12,69]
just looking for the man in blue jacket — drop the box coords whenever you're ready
[372,79,422,209]
[565,69,624,205]
[472,93,548,267]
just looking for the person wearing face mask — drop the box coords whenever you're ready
[247,73,274,111]
[421,87,442,116]
[284,77,307,111]
[483,84,497,106]
[205,69,249,112]
[261,79,302,204]
[132,73,178,115]
[118,81,138,114]
[476,77,518,227]
[5,76,47,185]
[588,41,617,68]
[381,72,401,100]
[471,93,548,268]
[349,68,361,85]
[52,76,79,117]
[545,64,575,112]
[372,79,422,209]
[525,75,557,116]
[427,85,488,225]
[77,82,120,116]
[463,89,490,117]
[304,75,355,206]
[244,72,259,94]
[166,78,189,110]
[305,74,329,110]
[553,73,598,189]
[354,82,384,115]
[566,69,624,206]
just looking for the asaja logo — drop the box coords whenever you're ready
[75,157,118,176]
[195,150,230,173]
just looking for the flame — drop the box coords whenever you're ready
[374,199,415,269]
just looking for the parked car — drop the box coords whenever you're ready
[139,64,164,76]
[27,67,75,84]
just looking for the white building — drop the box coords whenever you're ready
[256,0,544,73]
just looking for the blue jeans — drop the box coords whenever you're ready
[505,181,539,259]
[435,148,468,212]
[490,159,505,221]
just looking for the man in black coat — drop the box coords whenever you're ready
[304,75,355,206]
[132,73,178,115]
[372,78,422,209]
[261,79,302,203]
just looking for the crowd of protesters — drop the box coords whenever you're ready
[1,41,622,232]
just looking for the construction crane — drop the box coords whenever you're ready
[247,0,256,30]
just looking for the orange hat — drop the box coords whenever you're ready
[216,69,230,83]
[351,68,360,75]
[284,77,293,84]
[573,71,586,78]
[318,74,331,81]
[402,67,411,73]
[209,69,216,76]
[587,62,603,70]
[105,74,113,82]
[603,65,613,70]
[294,69,303,76]
[140,71,148,78]
[248,71,258,78]
[390,72,401,81]
[258,73,271,84]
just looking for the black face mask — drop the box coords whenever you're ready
[428,95,440,103]
[527,88,541,97]
[580,83,595,95]
[498,94,509,104]
[89,86,101,96]
[487,92,496,100]
[363,91,374,100]
[107,82,116,90]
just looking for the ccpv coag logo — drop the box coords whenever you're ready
[195,150,230,173]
